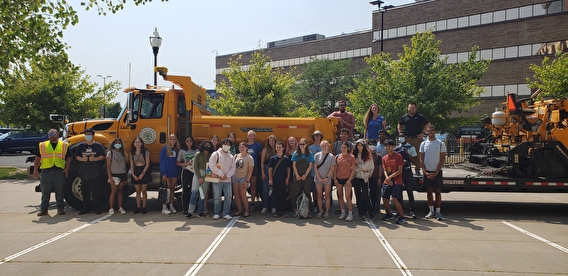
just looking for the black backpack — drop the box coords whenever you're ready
[394,145,412,169]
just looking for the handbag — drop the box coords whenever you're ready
[204,154,221,183]
[158,180,169,203]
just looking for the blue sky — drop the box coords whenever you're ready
[64,0,413,104]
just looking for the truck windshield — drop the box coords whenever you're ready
[132,93,164,121]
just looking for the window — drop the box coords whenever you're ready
[493,48,505,59]
[397,26,407,37]
[518,84,531,95]
[416,23,426,32]
[533,4,547,16]
[506,8,519,20]
[481,49,492,60]
[435,20,446,31]
[407,24,417,34]
[469,14,481,26]
[519,6,533,18]
[447,53,457,63]
[505,46,518,59]
[426,22,436,31]
[519,45,532,57]
[505,84,518,95]
[493,10,506,22]
[387,28,397,39]
[481,86,491,98]
[493,85,505,97]
[446,18,457,30]
[481,12,492,24]
[139,93,164,119]
[458,52,469,62]
[458,16,469,28]
[178,96,186,116]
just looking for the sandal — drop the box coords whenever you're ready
[243,211,250,217]
[234,212,242,216]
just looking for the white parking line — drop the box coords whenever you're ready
[502,221,568,254]
[184,216,239,276]
[0,214,111,265]
[367,219,413,276]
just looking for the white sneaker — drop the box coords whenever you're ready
[108,208,115,215]
[170,205,177,214]
[260,208,267,214]
[425,210,435,219]
[162,208,172,215]
[272,208,276,214]
[118,207,126,214]
[213,214,220,220]
[223,214,233,220]
[345,213,353,222]
[339,212,346,220]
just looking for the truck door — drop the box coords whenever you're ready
[176,95,189,141]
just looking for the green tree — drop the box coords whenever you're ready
[0,54,97,131]
[291,58,356,116]
[349,31,490,133]
[527,51,568,99]
[212,49,296,117]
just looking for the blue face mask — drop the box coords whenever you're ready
[114,144,122,149]
[85,135,93,142]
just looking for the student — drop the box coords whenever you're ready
[76,128,106,215]
[395,131,418,218]
[313,140,335,219]
[327,100,355,140]
[246,130,263,211]
[177,136,197,214]
[209,138,236,220]
[333,141,356,222]
[398,102,431,175]
[309,130,324,213]
[291,137,314,218]
[381,140,407,224]
[106,138,128,215]
[130,137,152,214]
[363,103,387,140]
[367,139,382,215]
[268,142,291,217]
[233,142,254,217]
[160,134,181,214]
[186,140,214,219]
[420,125,447,220]
[352,139,375,220]
[260,135,278,215]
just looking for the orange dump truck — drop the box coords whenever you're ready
[47,67,337,210]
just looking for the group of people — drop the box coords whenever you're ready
[34,101,447,223]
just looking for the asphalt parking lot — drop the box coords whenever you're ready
[1,179,567,275]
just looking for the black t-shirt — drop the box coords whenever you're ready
[399,113,429,136]
[75,142,106,179]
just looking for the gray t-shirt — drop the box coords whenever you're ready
[313,152,336,185]
[178,149,198,172]
[419,139,447,172]
[106,150,128,174]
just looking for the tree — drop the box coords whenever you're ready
[212,49,296,117]
[0,54,98,131]
[527,51,568,99]
[349,31,490,133]
[0,0,165,78]
[291,58,356,116]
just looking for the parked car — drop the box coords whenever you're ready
[0,131,48,155]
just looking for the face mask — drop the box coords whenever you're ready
[85,135,93,142]
[369,145,376,151]
[222,145,231,152]
[398,137,405,143]
[114,144,122,149]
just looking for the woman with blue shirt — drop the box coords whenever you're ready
[291,137,314,218]
[160,134,181,215]
[364,103,387,140]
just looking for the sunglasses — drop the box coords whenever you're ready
[48,133,57,137]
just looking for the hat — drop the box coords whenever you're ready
[312,130,323,140]
[84,128,95,135]
[356,139,366,145]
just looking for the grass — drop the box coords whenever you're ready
[0,167,29,180]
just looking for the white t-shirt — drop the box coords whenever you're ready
[419,139,447,172]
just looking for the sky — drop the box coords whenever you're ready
[64,0,414,104]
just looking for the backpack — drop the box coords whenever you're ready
[295,192,310,219]
[394,145,412,169]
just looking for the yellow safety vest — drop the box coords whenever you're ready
[39,140,68,169]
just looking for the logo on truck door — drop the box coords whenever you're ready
[139,127,157,144]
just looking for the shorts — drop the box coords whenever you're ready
[232,176,247,185]
[251,165,261,177]
[110,173,128,184]
[335,178,348,185]
[132,165,152,184]
[423,170,443,189]
[381,184,403,199]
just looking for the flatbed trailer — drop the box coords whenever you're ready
[414,163,568,193]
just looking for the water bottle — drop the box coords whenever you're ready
[269,186,273,196]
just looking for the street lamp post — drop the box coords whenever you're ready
[97,74,111,117]
[149,27,162,86]
[369,1,394,52]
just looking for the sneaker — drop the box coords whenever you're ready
[162,208,172,215]
[339,213,346,220]
[436,211,443,220]
[345,213,353,222]
[368,214,375,221]
[324,212,330,219]
[197,213,206,218]
[203,207,209,214]
[94,210,102,215]
[334,209,342,214]
[357,214,365,220]
[186,213,193,219]
[382,214,395,221]
[272,211,278,217]
[169,205,177,214]
[313,207,319,213]
[79,209,90,215]
[133,208,141,214]
[118,207,126,214]
[141,208,147,214]
[223,214,233,220]
[414,169,421,176]
[213,214,220,220]
[272,208,276,214]
[425,211,435,219]
[317,212,322,219]
[410,212,417,219]
[260,208,267,214]
[108,208,115,215]
[37,209,48,216]
[396,217,408,224]
[57,207,66,215]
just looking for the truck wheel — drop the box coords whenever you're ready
[64,161,84,211]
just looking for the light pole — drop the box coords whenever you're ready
[97,75,111,117]
[149,27,162,86]
[381,5,394,52]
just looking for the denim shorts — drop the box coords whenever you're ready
[232,176,247,185]
[381,184,403,199]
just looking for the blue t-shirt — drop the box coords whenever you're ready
[366,115,385,139]
[247,142,263,167]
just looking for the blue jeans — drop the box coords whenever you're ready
[188,171,210,214]
[262,165,274,209]
[213,181,232,216]
[40,168,66,209]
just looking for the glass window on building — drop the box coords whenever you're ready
[519,45,532,57]
[481,86,491,98]
[506,7,519,20]
[506,46,518,59]
[481,12,492,24]
[435,20,446,31]
[533,3,547,16]
[493,48,505,59]
[458,16,469,28]
[469,14,481,26]
[481,49,492,60]
[458,52,469,62]
[493,85,505,97]
[518,84,531,96]
[505,84,518,95]
[446,18,457,30]
[519,5,533,18]
[398,26,407,37]
[493,10,506,22]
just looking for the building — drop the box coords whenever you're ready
[215,0,568,115]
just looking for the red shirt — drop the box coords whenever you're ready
[382,152,404,184]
